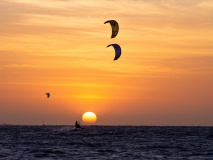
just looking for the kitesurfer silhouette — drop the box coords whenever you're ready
[75,121,81,129]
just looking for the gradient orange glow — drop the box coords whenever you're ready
[0,0,213,126]
[82,112,97,124]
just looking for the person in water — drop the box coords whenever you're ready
[75,121,81,129]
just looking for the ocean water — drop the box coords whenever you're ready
[0,126,213,159]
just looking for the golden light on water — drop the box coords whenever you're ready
[82,112,97,124]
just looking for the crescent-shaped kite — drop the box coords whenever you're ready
[45,93,50,98]
[107,44,121,61]
[104,20,119,38]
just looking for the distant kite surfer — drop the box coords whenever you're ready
[75,121,81,129]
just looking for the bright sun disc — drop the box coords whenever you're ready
[82,112,97,124]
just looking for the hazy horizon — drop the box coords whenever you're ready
[0,0,213,126]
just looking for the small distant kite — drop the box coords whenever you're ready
[104,20,119,38]
[45,93,50,98]
[107,44,121,61]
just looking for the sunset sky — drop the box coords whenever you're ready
[0,0,213,125]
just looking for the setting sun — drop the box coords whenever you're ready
[82,112,97,124]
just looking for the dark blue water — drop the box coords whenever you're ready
[0,126,213,159]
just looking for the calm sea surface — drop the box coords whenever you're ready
[0,126,213,159]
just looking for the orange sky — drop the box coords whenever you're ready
[0,0,213,125]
